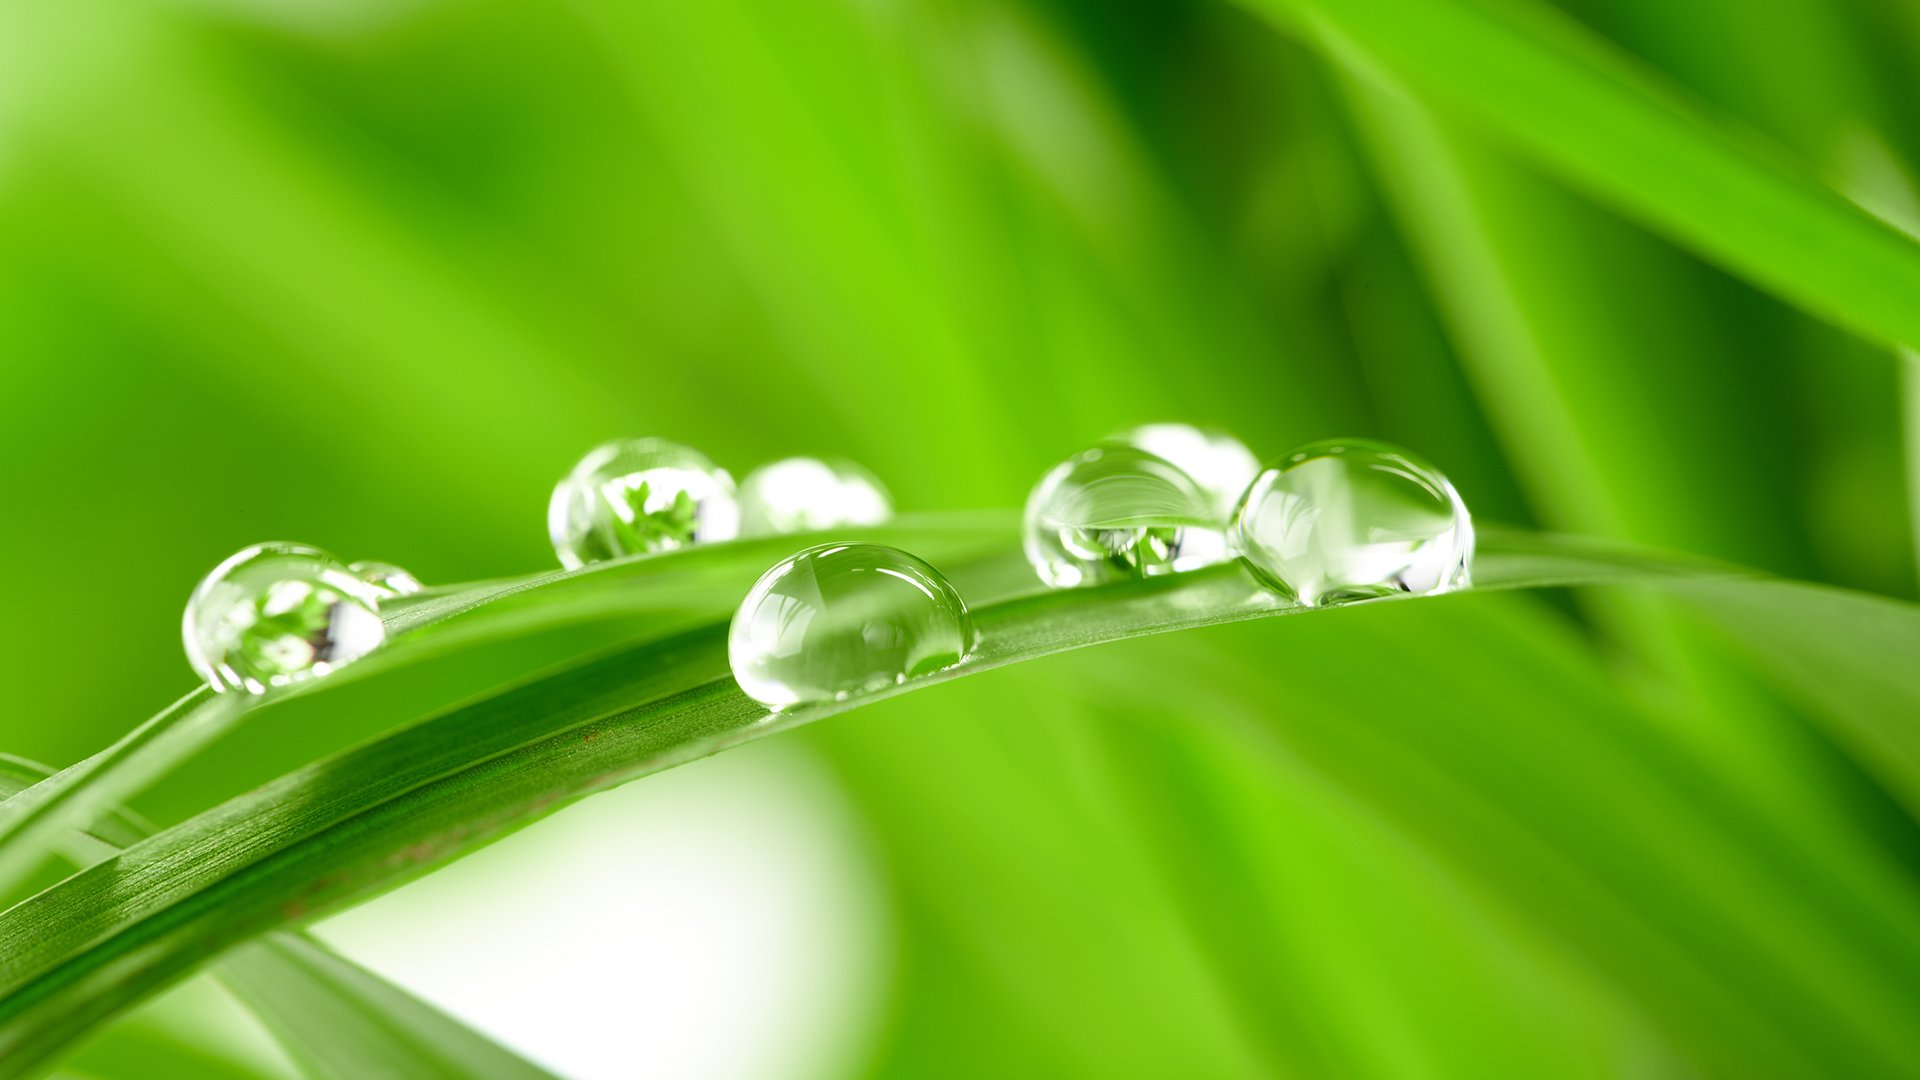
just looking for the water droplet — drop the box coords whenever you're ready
[1233,438,1473,606]
[549,438,741,569]
[1114,422,1261,517]
[183,542,387,694]
[729,542,976,710]
[350,560,424,598]
[1023,445,1227,588]
[737,457,892,536]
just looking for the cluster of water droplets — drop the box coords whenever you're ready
[1023,424,1473,606]
[181,426,1470,706]
[181,437,918,701]
[540,440,943,712]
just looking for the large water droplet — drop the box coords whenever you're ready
[729,543,976,710]
[738,457,892,537]
[549,438,741,569]
[1233,439,1473,606]
[350,560,424,598]
[1114,422,1260,518]
[1023,445,1227,588]
[183,542,387,694]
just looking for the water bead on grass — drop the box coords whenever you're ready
[183,542,387,694]
[737,457,892,536]
[728,542,976,710]
[548,438,741,569]
[1233,438,1472,606]
[1113,422,1260,519]
[350,560,424,598]
[1023,444,1227,588]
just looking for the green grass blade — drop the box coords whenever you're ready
[0,517,1011,899]
[0,534,1766,1074]
[0,758,556,1080]
[1235,0,1920,352]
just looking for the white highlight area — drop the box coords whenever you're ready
[315,743,889,1080]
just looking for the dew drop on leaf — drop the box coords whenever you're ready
[183,542,387,694]
[1023,444,1228,588]
[350,560,424,598]
[728,542,976,710]
[1112,422,1260,518]
[737,456,892,537]
[1234,438,1473,606]
[548,438,741,568]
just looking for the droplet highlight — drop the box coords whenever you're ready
[1233,438,1473,606]
[183,542,387,694]
[1023,445,1227,588]
[738,456,892,537]
[350,560,424,598]
[1114,422,1260,518]
[729,542,976,710]
[549,438,741,569]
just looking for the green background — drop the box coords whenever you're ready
[4,0,1919,1075]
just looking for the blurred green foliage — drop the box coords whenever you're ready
[4,0,1920,1075]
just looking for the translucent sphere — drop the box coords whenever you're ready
[728,543,976,710]
[183,542,387,694]
[548,438,741,569]
[737,457,892,537]
[1114,422,1261,518]
[349,560,424,598]
[1233,439,1473,606]
[1023,445,1227,588]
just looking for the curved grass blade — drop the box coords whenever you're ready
[0,758,555,1080]
[1235,0,1920,353]
[0,533,1747,1074]
[0,516,1012,899]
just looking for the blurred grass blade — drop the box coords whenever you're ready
[0,757,557,1080]
[0,532,1755,1074]
[1685,579,1920,817]
[1834,132,1920,582]
[1908,362,1920,580]
[1236,0,1920,352]
[216,937,555,1080]
[0,517,1010,900]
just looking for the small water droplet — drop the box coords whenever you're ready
[183,542,387,694]
[728,542,976,710]
[1233,438,1472,606]
[1023,445,1227,588]
[549,438,741,568]
[350,560,424,598]
[738,457,892,536]
[1114,422,1261,517]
